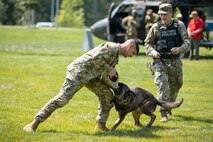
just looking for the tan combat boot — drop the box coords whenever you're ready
[160,110,168,122]
[94,122,109,131]
[23,119,40,132]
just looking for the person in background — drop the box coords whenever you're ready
[121,9,141,40]
[187,10,204,60]
[176,13,187,27]
[176,13,187,58]
[145,9,159,34]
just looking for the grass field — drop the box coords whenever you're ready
[0,26,213,142]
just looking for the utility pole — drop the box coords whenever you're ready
[55,0,60,28]
[51,0,54,23]
[93,0,97,23]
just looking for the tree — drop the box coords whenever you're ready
[0,0,7,24]
[58,0,84,27]
[17,0,38,25]
[83,0,122,26]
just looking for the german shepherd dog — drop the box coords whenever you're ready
[111,82,183,131]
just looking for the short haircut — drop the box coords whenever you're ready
[125,39,140,54]
[134,40,140,54]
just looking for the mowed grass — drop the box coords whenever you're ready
[0,26,213,142]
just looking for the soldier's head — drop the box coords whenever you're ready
[147,9,153,15]
[158,3,173,25]
[190,11,199,20]
[119,39,140,58]
[131,9,137,17]
[177,13,182,20]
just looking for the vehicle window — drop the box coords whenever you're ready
[111,4,133,18]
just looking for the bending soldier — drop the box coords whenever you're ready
[23,39,139,132]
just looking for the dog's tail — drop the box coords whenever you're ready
[157,98,184,109]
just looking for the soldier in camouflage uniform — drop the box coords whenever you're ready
[121,9,141,40]
[23,39,139,132]
[144,3,190,122]
[145,9,159,34]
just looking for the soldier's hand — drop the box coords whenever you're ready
[151,50,160,58]
[171,47,180,55]
[109,68,117,79]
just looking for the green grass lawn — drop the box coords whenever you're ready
[0,26,213,142]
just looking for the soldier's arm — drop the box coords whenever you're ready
[178,21,191,53]
[121,17,128,29]
[144,25,157,56]
[131,17,140,28]
[145,16,148,23]
[135,18,141,28]
[154,13,160,22]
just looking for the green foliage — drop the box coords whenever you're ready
[174,7,181,19]
[0,0,52,25]
[58,0,84,27]
[0,0,123,27]
[0,0,7,24]
[0,26,213,142]
[83,0,123,26]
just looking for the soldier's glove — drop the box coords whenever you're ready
[151,50,160,58]
[101,72,119,89]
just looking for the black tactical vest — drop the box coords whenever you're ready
[156,20,182,53]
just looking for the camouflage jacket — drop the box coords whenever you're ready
[121,16,141,36]
[144,19,190,56]
[67,42,119,83]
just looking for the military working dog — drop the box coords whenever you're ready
[111,82,183,131]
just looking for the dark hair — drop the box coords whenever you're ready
[134,39,143,54]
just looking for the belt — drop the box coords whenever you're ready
[159,53,179,59]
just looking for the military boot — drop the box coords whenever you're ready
[94,122,109,131]
[160,110,168,122]
[23,119,40,132]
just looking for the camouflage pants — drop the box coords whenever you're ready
[85,78,114,123]
[153,58,183,110]
[34,73,114,123]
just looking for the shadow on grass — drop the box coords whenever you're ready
[79,125,175,138]
[199,55,213,60]
[93,126,162,138]
[40,125,175,138]
[41,129,58,133]
[175,114,213,124]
